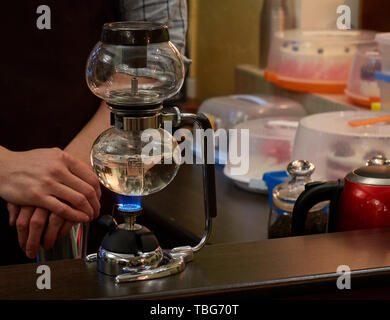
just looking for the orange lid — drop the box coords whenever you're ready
[265,71,347,94]
[345,89,380,108]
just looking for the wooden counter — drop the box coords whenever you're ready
[2,228,390,300]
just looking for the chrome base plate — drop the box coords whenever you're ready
[85,246,194,283]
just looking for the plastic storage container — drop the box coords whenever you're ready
[265,29,376,93]
[223,117,300,193]
[268,160,328,239]
[292,111,390,181]
[376,33,390,73]
[198,94,306,131]
[345,45,381,108]
[374,72,390,110]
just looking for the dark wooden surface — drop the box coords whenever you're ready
[2,228,390,299]
[360,0,390,32]
[141,164,270,245]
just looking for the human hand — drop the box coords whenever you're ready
[0,147,101,222]
[8,203,75,258]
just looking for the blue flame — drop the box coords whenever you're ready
[116,195,141,212]
[118,204,141,212]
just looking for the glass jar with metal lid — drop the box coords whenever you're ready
[268,160,328,238]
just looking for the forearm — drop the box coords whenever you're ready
[0,145,13,159]
[64,101,111,165]
[0,145,11,162]
[0,146,12,193]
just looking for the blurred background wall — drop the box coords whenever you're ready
[186,0,364,103]
[187,0,263,102]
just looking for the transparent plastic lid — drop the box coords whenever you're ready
[225,117,300,180]
[293,111,390,181]
[376,32,390,46]
[198,94,306,131]
[275,29,376,45]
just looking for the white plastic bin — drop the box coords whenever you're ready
[374,72,390,110]
[345,44,381,107]
[376,33,390,73]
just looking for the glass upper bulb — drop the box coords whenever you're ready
[86,22,185,107]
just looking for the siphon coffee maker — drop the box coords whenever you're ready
[84,22,217,283]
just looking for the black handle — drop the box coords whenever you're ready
[180,112,217,219]
[196,113,217,219]
[98,215,118,233]
[291,180,344,236]
[177,111,217,252]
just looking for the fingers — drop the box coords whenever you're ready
[2,148,101,223]
[7,202,20,226]
[42,214,65,250]
[15,204,80,256]
[25,208,49,259]
[50,183,95,220]
[40,196,90,223]
[0,148,101,218]
[15,206,34,252]
[57,174,101,219]
[64,153,102,199]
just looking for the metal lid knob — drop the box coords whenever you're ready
[287,160,315,177]
[366,154,390,166]
[272,160,320,213]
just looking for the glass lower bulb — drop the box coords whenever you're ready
[91,127,181,196]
